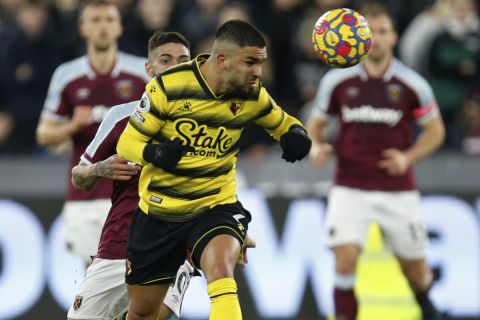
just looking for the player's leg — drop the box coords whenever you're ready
[332,244,361,320]
[67,258,129,320]
[63,199,110,266]
[378,191,441,320]
[326,186,372,320]
[125,209,188,320]
[188,202,251,320]
[397,257,440,320]
[126,283,169,320]
[202,234,242,320]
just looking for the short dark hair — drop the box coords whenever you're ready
[148,31,190,57]
[359,1,397,31]
[216,20,266,48]
[78,0,118,23]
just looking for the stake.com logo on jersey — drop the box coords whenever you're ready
[174,118,234,158]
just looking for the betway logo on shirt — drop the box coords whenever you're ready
[174,119,234,157]
[341,105,403,127]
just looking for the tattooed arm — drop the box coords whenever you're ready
[71,155,141,192]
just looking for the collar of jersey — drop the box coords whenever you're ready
[192,54,222,100]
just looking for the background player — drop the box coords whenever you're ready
[67,31,191,320]
[116,20,311,320]
[307,3,445,320]
[36,0,150,266]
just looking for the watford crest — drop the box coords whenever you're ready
[230,102,241,116]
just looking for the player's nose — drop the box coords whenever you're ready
[252,64,262,78]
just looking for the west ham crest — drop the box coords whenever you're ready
[386,84,402,103]
[230,102,241,115]
[115,80,134,99]
[73,295,83,311]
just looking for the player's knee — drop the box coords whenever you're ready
[125,310,155,320]
[335,255,358,274]
[333,245,360,274]
[200,235,240,282]
[402,264,431,291]
[204,261,235,283]
[127,302,159,320]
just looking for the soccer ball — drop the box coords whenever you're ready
[312,8,372,68]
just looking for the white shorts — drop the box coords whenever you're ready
[63,199,111,262]
[326,186,428,259]
[67,258,128,320]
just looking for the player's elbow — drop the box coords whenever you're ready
[36,124,59,147]
[36,126,49,146]
[432,116,446,149]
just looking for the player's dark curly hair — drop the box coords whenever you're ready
[216,20,266,48]
[148,31,190,58]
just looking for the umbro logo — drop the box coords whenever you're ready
[178,101,192,112]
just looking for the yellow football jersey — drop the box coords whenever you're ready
[117,54,304,220]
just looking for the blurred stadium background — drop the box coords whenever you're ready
[1,0,480,319]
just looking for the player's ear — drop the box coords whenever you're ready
[117,23,123,38]
[392,30,398,46]
[145,62,155,78]
[78,22,86,39]
[216,53,228,70]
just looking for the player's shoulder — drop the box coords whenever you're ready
[117,52,150,81]
[157,60,196,83]
[51,55,89,83]
[391,58,431,90]
[154,59,198,95]
[118,51,147,66]
[321,64,362,87]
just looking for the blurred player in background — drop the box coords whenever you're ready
[116,20,311,320]
[68,31,192,320]
[307,3,445,320]
[36,0,150,266]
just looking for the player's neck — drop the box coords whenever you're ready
[199,58,224,96]
[87,45,118,75]
[363,54,392,79]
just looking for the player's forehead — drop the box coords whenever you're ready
[364,14,394,32]
[82,4,119,20]
[152,42,190,59]
[237,45,267,61]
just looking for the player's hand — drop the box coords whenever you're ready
[143,138,195,169]
[94,155,141,181]
[71,105,93,132]
[378,148,411,176]
[309,142,333,167]
[237,234,256,268]
[280,125,312,163]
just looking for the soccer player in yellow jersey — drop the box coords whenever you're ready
[117,20,312,320]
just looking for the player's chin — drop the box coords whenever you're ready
[245,83,256,91]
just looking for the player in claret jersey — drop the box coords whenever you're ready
[68,32,192,320]
[307,3,445,320]
[36,0,150,266]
